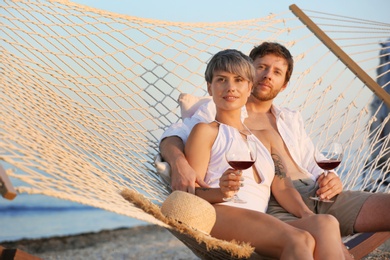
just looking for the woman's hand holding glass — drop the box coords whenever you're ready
[219,168,244,201]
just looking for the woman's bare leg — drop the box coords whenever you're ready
[211,205,315,259]
[288,214,348,260]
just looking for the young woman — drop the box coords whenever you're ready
[184,49,346,259]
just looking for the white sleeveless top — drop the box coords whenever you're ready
[205,123,274,213]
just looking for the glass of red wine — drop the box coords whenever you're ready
[311,140,343,203]
[224,138,257,204]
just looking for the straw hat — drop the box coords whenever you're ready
[161,191,216,234]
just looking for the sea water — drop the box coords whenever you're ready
[1,161,387,243]
[0,193,148,242]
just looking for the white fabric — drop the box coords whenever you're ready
[178,93,212,119]
[156,95,248,185]
[159,98,215,144]
[270,105,323,181]
[154,153,172,185]
[159,94,324,181]
[207,123,273,213]
[159,94,248,144]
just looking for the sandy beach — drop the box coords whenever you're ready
[1,225,197,260]
[1,225,389,259]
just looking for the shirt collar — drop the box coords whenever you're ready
[270,104,285,120]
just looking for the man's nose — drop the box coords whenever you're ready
[263,69,271,79]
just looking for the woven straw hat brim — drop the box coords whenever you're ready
[161,190,216,234]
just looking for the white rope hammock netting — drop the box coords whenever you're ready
[1,0,390,250]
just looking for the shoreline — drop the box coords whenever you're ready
[1,225,389,259]
[0,225,198,260]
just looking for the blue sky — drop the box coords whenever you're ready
[73,0,389,23]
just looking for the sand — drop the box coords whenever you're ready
[1,225,197,260]
[1,225,389,259]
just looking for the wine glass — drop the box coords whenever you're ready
[310,140,343,203]
[224,138,257,204]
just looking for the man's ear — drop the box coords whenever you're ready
[280,82,288,92]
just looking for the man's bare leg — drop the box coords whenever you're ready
[354,193,390,232]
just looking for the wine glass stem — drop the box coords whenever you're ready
[324,170,329,177]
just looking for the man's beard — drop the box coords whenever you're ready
[251,84,279,101]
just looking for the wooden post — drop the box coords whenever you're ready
[0,246,42,260]
[289,4,390,108]
[0,165,17,200]
[345,232,390,259]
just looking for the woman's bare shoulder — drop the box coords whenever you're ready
[191,121,219,138]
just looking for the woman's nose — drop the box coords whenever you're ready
[226,82,236,92]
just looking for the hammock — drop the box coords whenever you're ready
[1,0,390,258]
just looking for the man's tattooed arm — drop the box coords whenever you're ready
[272,153,287,179]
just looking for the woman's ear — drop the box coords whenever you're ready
[248,82,253,97]
[207,82,212,96]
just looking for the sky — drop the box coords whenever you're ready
[72,0,389,24]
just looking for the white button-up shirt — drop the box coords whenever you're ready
[270,105,323,180]
[160,99,323,181]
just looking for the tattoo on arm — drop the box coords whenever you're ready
[197,188,211,191]
[272,153,286,179]
[195,187,211,196]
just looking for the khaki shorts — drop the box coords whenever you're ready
[266,178,372,236]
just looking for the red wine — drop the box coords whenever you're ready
[228,161,255,170]
[316,160,341,170]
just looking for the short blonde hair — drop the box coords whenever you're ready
[205,49,255,84]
